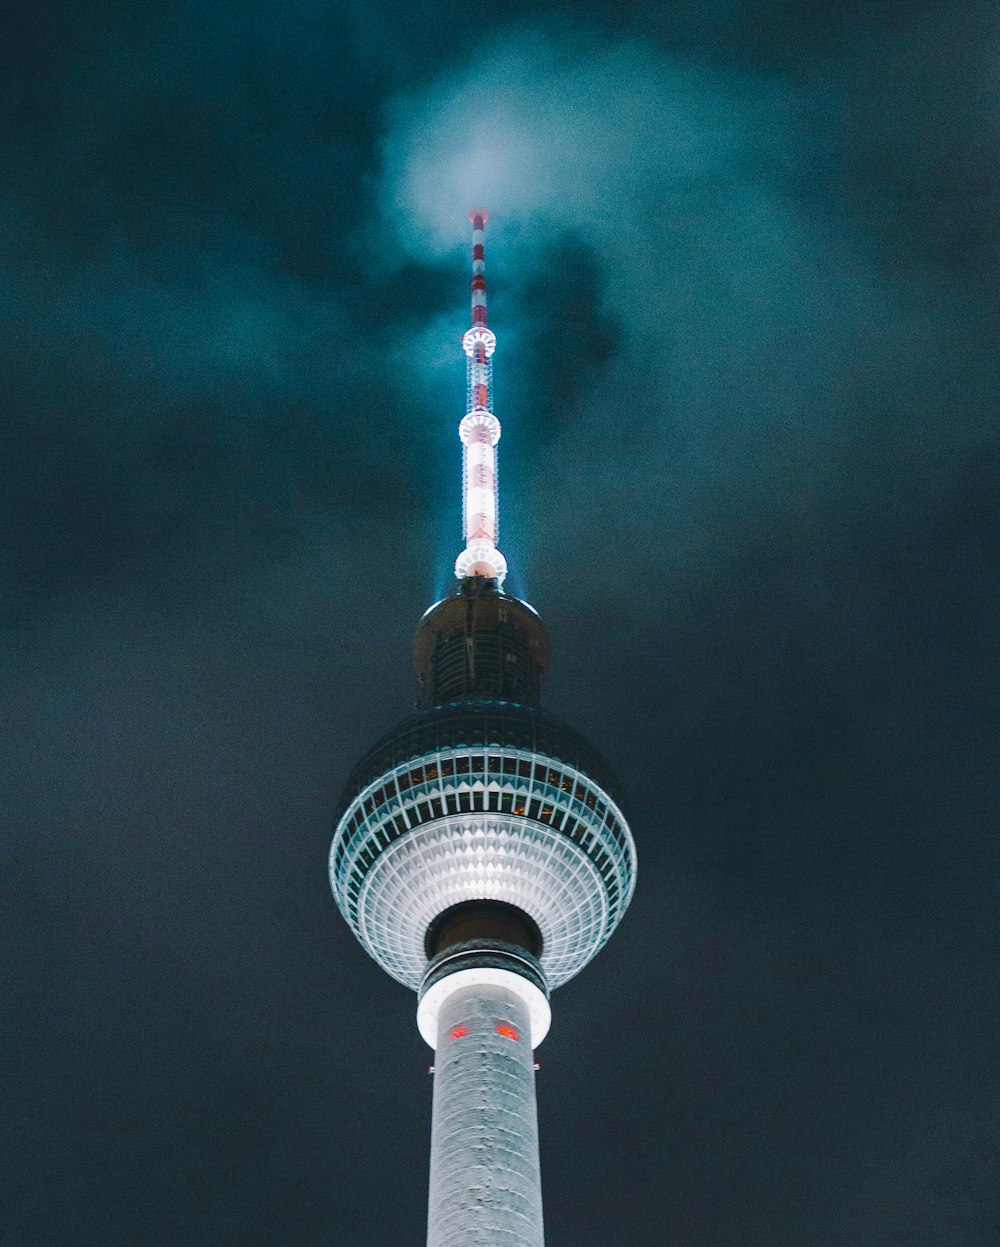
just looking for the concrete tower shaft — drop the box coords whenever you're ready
[428,982,544,1247]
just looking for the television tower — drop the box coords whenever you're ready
[329,209,637,1247]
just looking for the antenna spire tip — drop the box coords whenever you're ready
[468,207,490,225]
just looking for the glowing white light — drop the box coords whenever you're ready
[462,327,496,357]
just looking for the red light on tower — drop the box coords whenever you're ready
[450,1026,469,1040]
[495,1023,520,1041]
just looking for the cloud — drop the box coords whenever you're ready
[373,27,992,604]
[378,32,799,254]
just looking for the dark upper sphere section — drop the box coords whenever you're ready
[413,577,549,707]
[334,698,624,824]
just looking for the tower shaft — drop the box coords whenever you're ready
[428,982,544,1247]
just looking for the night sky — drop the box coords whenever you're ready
[3,2,999,1244]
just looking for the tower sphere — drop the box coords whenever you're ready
[329,686,636,992]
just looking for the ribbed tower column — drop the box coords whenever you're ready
[427,982,544,1247]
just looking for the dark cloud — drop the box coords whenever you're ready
[3,2,998,1245]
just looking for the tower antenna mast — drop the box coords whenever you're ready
[455,208,507,585]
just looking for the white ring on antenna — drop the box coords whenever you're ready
[462,327,496,358]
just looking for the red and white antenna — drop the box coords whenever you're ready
[454,208,507,586]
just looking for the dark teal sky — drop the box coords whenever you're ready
[3,3,998,1245]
